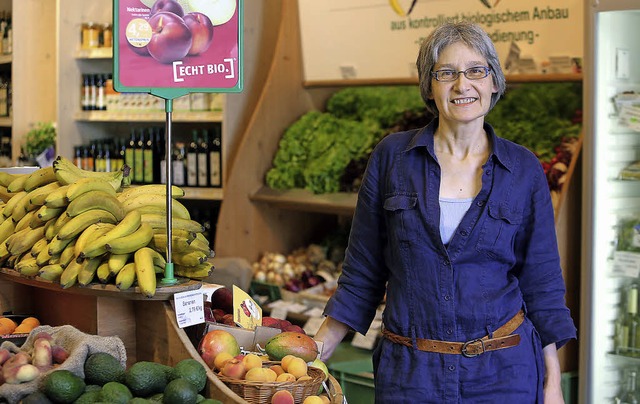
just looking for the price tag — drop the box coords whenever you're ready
[270,306,288,320]
[303,317,325,336]
[351,320,381,350]
[612,251,640,277]
[174,289,206,328]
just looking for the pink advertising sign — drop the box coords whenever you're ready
[113,0,243,94]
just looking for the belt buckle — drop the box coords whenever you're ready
[461,338,485,358]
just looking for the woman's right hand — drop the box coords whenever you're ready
[314,316,350,361]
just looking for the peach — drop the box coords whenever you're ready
[242,353,263,371]
[220,358,246,379]
[287,357,308,379]
[276,372,296,382]
[245,367,278,382]
[302,397,324,404]
[269,365,285,376]
[319,395,331,404]
[271,390,294,404]
[297,375,313,382]
[280,354,297,372]
[213,352,234,370]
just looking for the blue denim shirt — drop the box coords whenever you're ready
[323,119,577,403]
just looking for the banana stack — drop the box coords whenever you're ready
[0,156,214,298]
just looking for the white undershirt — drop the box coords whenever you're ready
[439,197,474,245]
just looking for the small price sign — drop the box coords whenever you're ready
[174,289,206,328]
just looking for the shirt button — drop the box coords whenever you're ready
[485,170,492,175]
[476,200,485,207]
[444,295,451,301]
[449,365,455,371]
[443,260,450,266]
[460,230,468,236]
[446,329,453,335]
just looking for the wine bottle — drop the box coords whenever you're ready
[209,125,222,188]
[134,129,145,184]
[94,141,105,172]
[154,127,165,185]
[74,146,82,168]
[126,130,136,176]
[104,140,112,172]
[197,130,209,187]
[173,142,187,186]
[186,130,198,187]
[617,370,640,404]
[143,128,154,184]
[620,284,640,357]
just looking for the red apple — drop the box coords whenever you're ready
[150,0,184,17]
[147,11,192,64]
[183,12,214,56]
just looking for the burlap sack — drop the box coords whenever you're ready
[0,324,127,403]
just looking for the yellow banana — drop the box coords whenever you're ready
[48,235,74,256]
[15,211,38,232]
[140,214,204,233]
[150,234,192,254]
[152,227,196,241]
[8,226,46,256]
[134,247,158,297]
[3,191,28,219]
[60,259,82,289]
[44,184,70,208]
[6,174,29,193]
[117,184,185,202]
[66,177,117,201]
[53,156,130,190]
[77,256,102,286]
[0,172,17,188]
[50,211,72,238]
[123,194,190,219]
[38,263,65,282]
[0,241,10,264]
[66,190,125,221]
[36,244,54,267]
[115,262,136,290]
[57,210,118,240]
[189,238,213,256]
[24,166,57,192]
[172,250,208,267]
[49,255,61,265]
[175,262,214,279]
[58,239,77,268]
[96,261,112,283]
[30,237,49,257]
[131,203,191,220]
[11,190,36,223]
[0,218,16,245]
[82,210,142,259]
[15,255,40,276]
[105,222,154,255]
[0,185,15,203]
[74,222,115,259]
[27,181,61,209]
[108,252,132,277]
[36,205,64,223]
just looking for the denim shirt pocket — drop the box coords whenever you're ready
[383,193,419,242]
[476,202,523,262]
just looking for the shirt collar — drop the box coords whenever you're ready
[405,118,514,173]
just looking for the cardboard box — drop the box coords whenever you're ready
[203,322,282,353]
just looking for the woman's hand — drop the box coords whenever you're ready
[314,316,350,362]
[542,343,565,404]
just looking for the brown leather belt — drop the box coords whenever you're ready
[382,310,524,358]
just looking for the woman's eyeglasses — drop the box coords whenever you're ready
[431,66,491,82]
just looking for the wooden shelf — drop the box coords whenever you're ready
[75,110,223,123]
[0,116,11,127]
[0,268,202,301]
[302,73,583,88]
[250,186,356,216]
[183,187,224,201]
[75,47,113,59]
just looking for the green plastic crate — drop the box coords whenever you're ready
[562,371,579,404]
[328,359,374,404]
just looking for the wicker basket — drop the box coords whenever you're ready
[216,362,325,404]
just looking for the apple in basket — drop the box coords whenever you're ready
[198,329,240,370]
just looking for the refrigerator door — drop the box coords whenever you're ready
[581,1,640,403]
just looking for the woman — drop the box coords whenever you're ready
[315,21,576,403]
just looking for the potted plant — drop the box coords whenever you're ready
[22,121,57,167]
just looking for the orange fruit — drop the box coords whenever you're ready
[13,323,33,334]
[0,317,17,334]
[21,317,40,328]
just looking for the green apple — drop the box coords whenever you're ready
[309,358,329,381]
[185,0,236,25]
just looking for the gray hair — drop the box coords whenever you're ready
[416,21,506,115]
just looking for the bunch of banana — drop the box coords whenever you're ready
[0,166,214,297]
[52,156,131,190]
